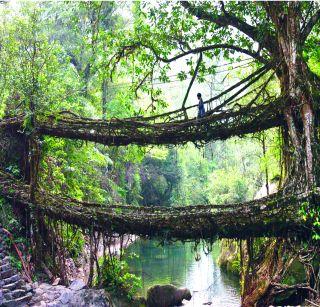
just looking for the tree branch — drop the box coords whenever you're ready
[134,71,152,98]
[205,63,272,111]
[180,1,277,55]
[208,66,270,113]
[301,8,320,42]
[125,62,273,121]
[182,52,202,110]
[144,42,267,64]
[271,282,318,296]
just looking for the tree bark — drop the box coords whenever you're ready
[241,239,296,307]
[265,2,319,192]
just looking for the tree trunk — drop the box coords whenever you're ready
[241,239,295,307]
[267,2,319,192]
[102,78,108,120]
[281,71,318,192]
[241,4,320,305]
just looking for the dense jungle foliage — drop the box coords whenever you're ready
[0,1,320,306]
[0,1,285,209]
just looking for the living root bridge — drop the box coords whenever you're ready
[0,170,314,240]
[0,102,282,146]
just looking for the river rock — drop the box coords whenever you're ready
[59,289,72,304]
[146,284,192,307]
[0,289,3,305]
[30,282,112,307]
[69,289,110,307]
[69,279,87,291]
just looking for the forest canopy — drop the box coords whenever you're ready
[0,1,291,207]
[0,2,320,307]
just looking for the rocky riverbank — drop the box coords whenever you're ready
[29,279,112,307]
[1,248,112,307]
[0,226,113,307]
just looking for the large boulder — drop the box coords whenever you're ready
[146,284,191,307]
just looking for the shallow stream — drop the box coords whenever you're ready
[125,239,241,307]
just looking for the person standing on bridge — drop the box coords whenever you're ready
[197,93,205,118]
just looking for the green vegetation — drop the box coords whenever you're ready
[0,197,19,232]
[0,1,319,306]
[218,240,241,276]
[0,197,29,272]
[0,1,282,211]
[99,255,142,300]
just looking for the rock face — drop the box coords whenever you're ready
[29,280,112,307]
[0,228,33,307]
[146,284,192,307]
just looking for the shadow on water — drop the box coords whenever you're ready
[125,239,241,307]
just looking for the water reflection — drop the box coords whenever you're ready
[125,239,241,307]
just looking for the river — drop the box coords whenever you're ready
[125,239,241,307]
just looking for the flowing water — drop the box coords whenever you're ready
[125,239,241,307]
